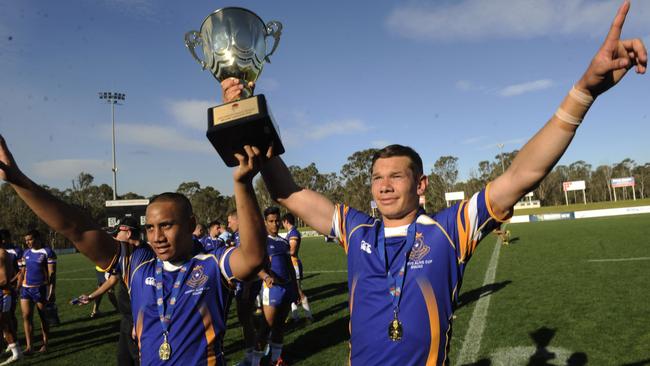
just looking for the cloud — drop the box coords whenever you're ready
[32,159,110,180]
[386,0,649,42]
[115,123,212,154]
[282,117,369,147]
[498,79,554,97]
[456,80,486,92]
[166,99,214,131]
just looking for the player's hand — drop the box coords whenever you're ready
[233,144,273,184]
[577,1,647,97]
[221,78,255,104]
[263,275,274,288]
[78,294,91,305]
[0,135,27,185]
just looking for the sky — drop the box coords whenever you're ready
[0,0,648,197]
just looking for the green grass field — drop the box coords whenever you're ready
[9,213,650,365]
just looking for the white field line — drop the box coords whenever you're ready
[455,234,504,366]
[303,270,347,274]
[587,257,650,263]
[57,278,95,281]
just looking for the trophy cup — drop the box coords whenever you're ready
[185,7,284,167]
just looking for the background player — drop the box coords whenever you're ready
[0,230,22,359]
[0,231,21,364]
[19,230,56,354]
[252,207,298,366]
[281,213,312,323]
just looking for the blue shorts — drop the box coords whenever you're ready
[235,280,262,302]
[20,285,47,303]
[0,290,13,313]
[262,283,298,307]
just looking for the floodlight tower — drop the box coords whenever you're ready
[497,143,505,174]
[98,92,126,200]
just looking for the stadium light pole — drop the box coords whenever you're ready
[497,143,505,174]
[98,91,126,200]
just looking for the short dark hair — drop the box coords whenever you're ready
[208,220,221,229]
[282,213,295,225]
[227,210,237,218]
[371,144,423,178]
[263,206,281,219]
[24,229,42,240]
[149,192,193,219]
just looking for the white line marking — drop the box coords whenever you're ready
[587,257,650,263]
[57,278,95,281]
[455,236,503,365]
[303,270,347,274]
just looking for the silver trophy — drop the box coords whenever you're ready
[185,7,284,167]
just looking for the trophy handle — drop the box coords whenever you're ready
[264,21,283,63]
[184,30,206,70]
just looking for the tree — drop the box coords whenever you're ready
[433,156,458,192]
[340,149,378,213]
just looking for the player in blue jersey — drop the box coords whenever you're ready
[0,230,22,364]
[0,139,272,366]
[281,213,312,323]
[193,223,207,242]
[19,229,56,354]
[0,229,22,361]
[222,3,646,364]
[251,207,298,366]
[201,220,226,252]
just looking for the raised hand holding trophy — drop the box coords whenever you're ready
[185,7,284,166]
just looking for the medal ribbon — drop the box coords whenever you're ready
[376,216,419,315]
[155,259,193,336]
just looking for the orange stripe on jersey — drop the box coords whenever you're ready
[456,201,470,261]
[417,278,440,366]
[199,304,217,365]
[485,183,510,222]
[135,309,144,358]
[339,205,350,254]
[348,275,358,365]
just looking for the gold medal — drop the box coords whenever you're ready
[159,333,172,361]
[388,317,403,341]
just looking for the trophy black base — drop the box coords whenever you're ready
[207,94,285,167]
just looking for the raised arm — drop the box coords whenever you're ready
[0,136,118,269]
[221,78,336,235]
[227,145,270,281]
[489,1,646,218]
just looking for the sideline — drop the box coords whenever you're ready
[587,256,650,263]
[455,231,504,365]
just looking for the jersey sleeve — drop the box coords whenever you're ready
[18,252,26,269]
[214,246,236,281]
[46,247,57,264]
[123,244,155,291]
[330,204,375,254]
[448,184,508,262]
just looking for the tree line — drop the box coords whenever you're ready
[1,151,648,248]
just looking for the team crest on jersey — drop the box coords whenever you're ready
[186,265,209,288]
[409,233,430,261]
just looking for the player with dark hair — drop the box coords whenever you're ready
[0,138,271,365]
[251,207,298,366]
[281,213,312,323]
[0,229,22,363]
[202,220,225,252]
[19,229,56,354]
[222,3,647,364]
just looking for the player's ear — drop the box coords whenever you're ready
[416,174,428,196]
[188,215,197,234]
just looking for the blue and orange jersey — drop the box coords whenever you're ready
[267,235,293,283]
[200,236,225,252]
[120,241,235,365]
[21,247,56,287]
[331,186,505,366]
[286,227,302,266]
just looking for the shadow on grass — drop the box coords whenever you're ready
[285,315,350,364]
[459,327,589,366]
[304,281,348,302]
[456,280,512,310]
[621,360,650,366]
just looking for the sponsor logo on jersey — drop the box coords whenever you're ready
[145,277,156,286]
[360,240,372,254]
